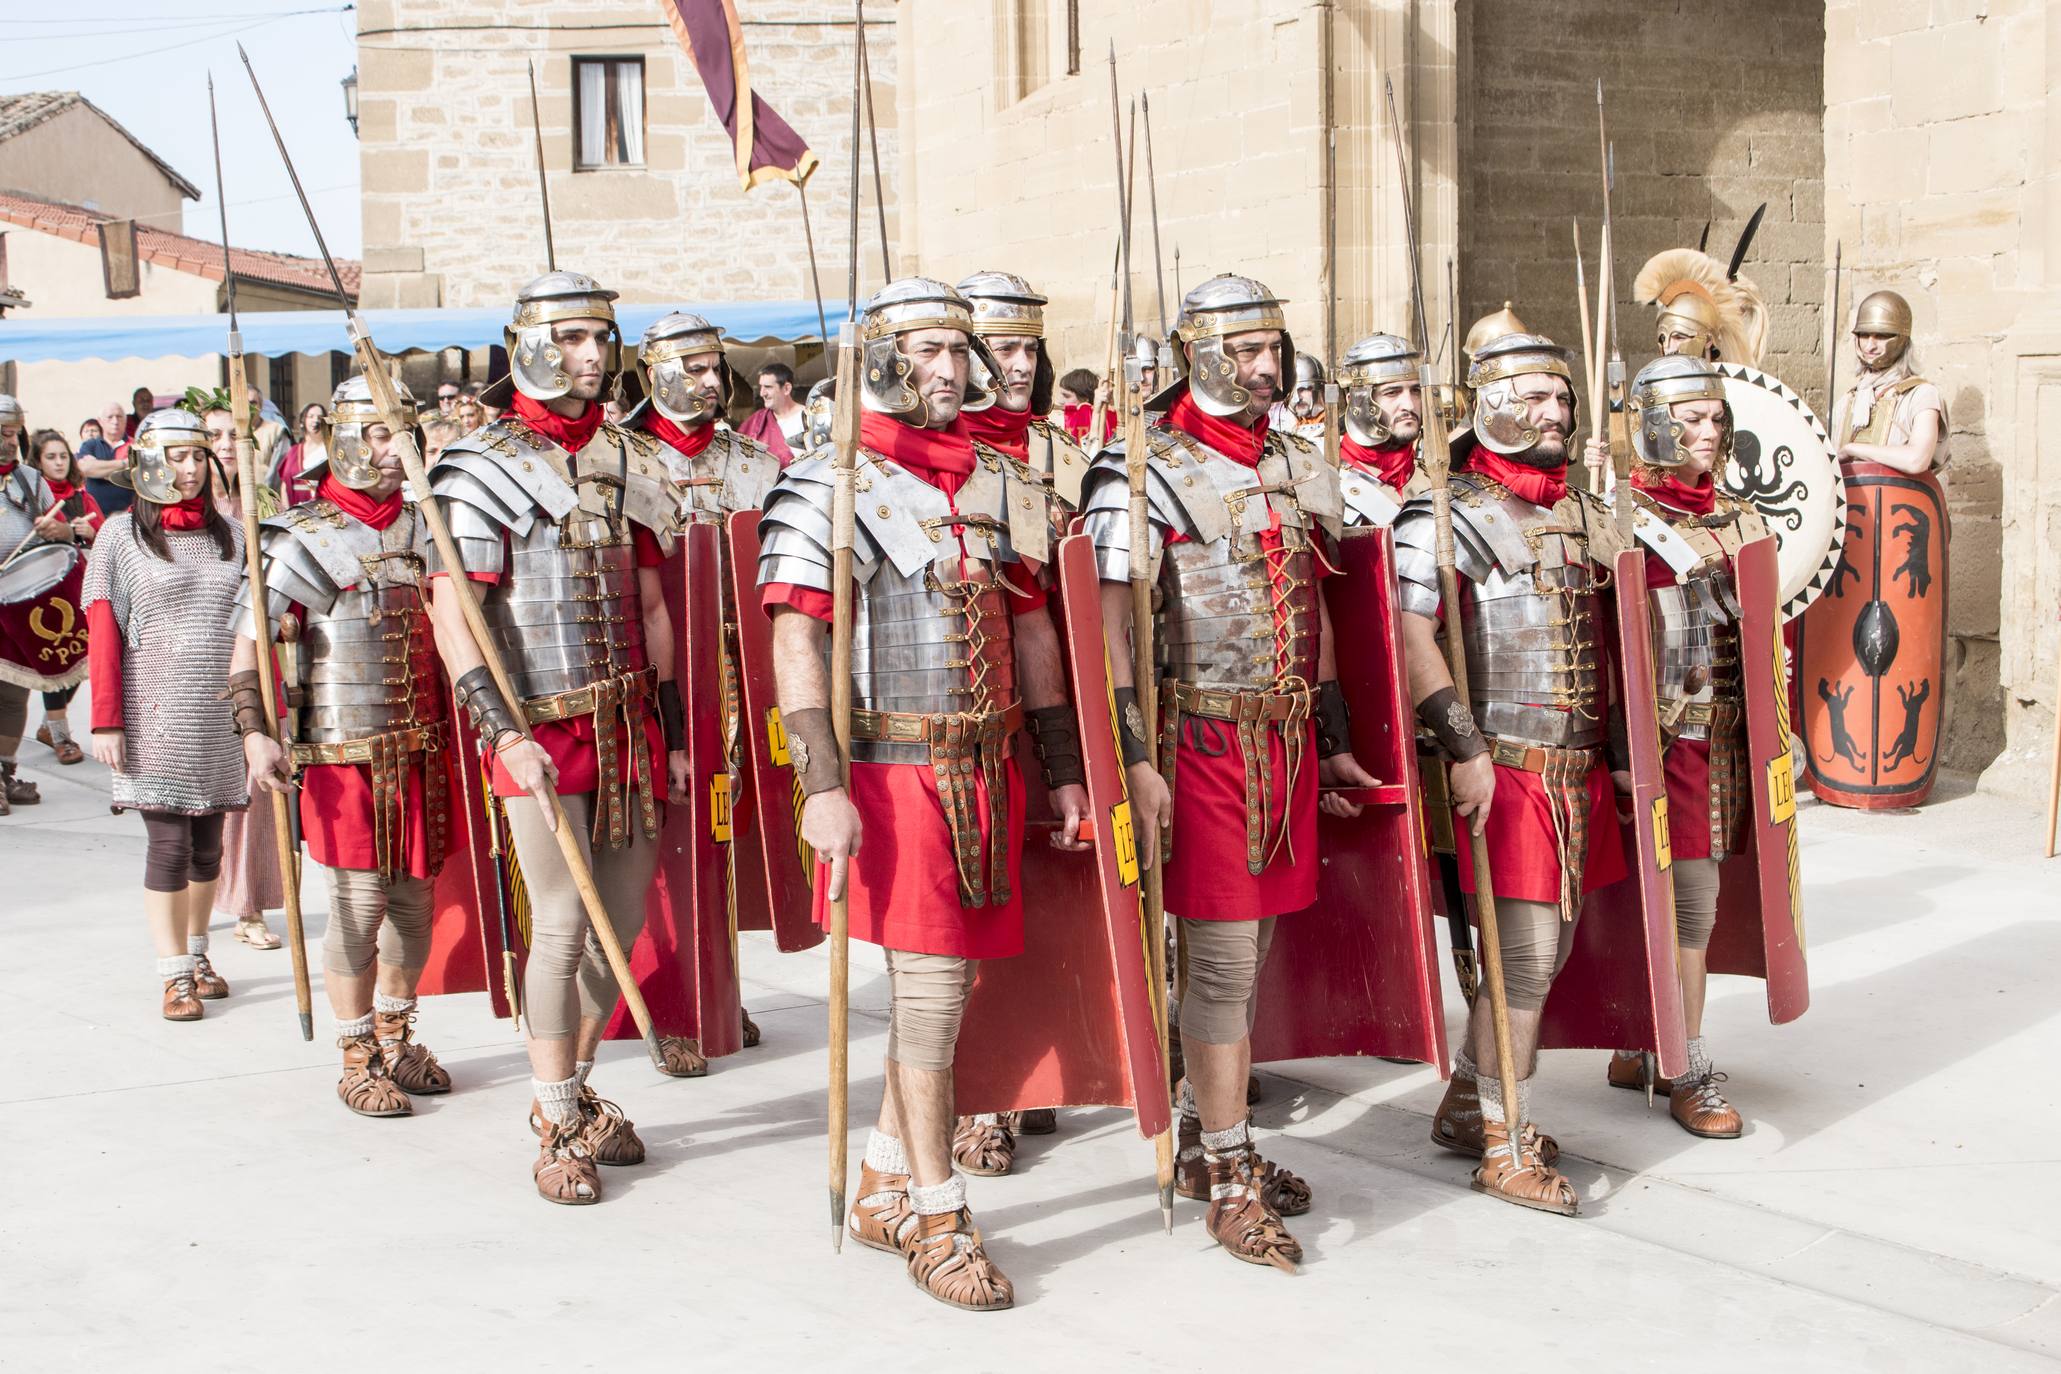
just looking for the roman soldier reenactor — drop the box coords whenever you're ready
[1082,274,1380,1270]
[1280,351,1330,444]
[1395,332,1631,1216]
[425,271,688,1205]
[231,375,456,1117]
[758,277,1087,1311]
[1832,290,1947,474]
[1336,332,1432,527]
[1634,236,1771,365]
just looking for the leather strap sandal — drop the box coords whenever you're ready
[1471,1120,1579,1217]
[576,1087,645,1166]
[1432,1072,1560,1166]
[533,1115,600,1205]
[1606,1051,1672,1096]
[161,974,203,1022]
[1172,1107,1312,1216]
[337,1036,411,1118]
[1669,1071,1743,1138]
[191,953,229,1000]
[904,1208,1015,1311]
[1204,1150,1302,1273]
[1013,1108,1057,1135]
[951,1115,1016,1177]
[740,1008,761,1048]
[847,1162,914,1253]
[233,918,282,951]
[36,726,83,765]
[656,1035,708,1078]
[2,764,39,805]
[374,1009,451,1095]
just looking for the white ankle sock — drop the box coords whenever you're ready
[336,1013,374,1039]
[864,1129,908,1175]
[574,1060,594,1089]
[1200,1120,1252,1159]
[374,992,415,1016]
[908,1173,967,1217]
[534,1075,581,1125]
[156,954,196,979]
[187,935,208,957]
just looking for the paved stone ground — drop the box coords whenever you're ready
[4,700,2057,1371]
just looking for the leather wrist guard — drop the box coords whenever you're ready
[1416,686,1488,763]
[1113,686,1151,767]
[454,667,523,753]
[1314,679,1352,758]
[1606,707,1632,774]
[223,669,269,739]
[782,706,845,796]
[657,680,685,751]
[1025,704,1086,790]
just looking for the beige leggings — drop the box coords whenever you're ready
[1496,897,1581,1011]
[1176,916,1278,1046]
[320,869,434,975]
[1672,856,1721,952]
[884,949,977,1071]
[502,793,659,1042]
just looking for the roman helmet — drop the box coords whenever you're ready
[504,270,622,402]
[0,394,23,430]
[1466,332,1578,459]
[1462,302,1530,365]
[1336,333,1420,446]
[1633,244,1770,366]
[637,311,729,425]
[1852,289,1913,367]
[857,277,999,422]
[1149,274,1294,417]
[957,270,1054,415]
[804,377,836,451]
[308,374,419,491]
[118,408,214,504]
[1629,354,1731,471]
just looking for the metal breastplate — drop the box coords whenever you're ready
[1159,529,1320,691]
[843,555,1018,765]
[1652,562,1742,741]
[1459,490,1606,749]
[484,512,648,703]
[301,576,442,744]
[673,428,779,526]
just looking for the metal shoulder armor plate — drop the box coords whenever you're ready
[755,454,837,594]
[715,428,780,515]
[1027,416,1091,511]
[973,439,1055,565]
[1339,468,1404,529]
[852,445,1027,584]
[577,424,679,541]
[1272,430,1344,537]
[1079,431,1208,583]
[429,419,577,540]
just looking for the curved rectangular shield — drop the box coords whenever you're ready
[1540,547,1688,1082]
[1709,535,1809,1023]
[418,695,498,1003]
[1249,526,1446,1070]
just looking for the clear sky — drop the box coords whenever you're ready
[0,1,363,261]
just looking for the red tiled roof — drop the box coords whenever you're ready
[0,190,357,301]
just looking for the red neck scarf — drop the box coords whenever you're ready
[159,496,209,531]
[1468,448,1568,507]
[958,404,1034,460]
[1165,389,1269,467]
[43,476,78,502]
[511,391,602,453]
[860,410,975,496]
[643,411,715,460]
[318,474,404,531]
[1632,465,1717,516]
[1341,436,1417,491]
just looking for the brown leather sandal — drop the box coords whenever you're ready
[847,1162,914,1253]
[1172,1108,1312,1216]
[1471,1120,1578,1217]
[1669,1071,1742,1138]
[1014,1108,1057,1135]
[1432,1072,1560,1166]
[656,1035,707,1078]
[36,726,83,765]
[191,953,229,1000]
[533,1115,600,1205]
[337,1036,411,1118]
[2,764,39,805]
[740,1009,761,1049]
[577,1087,645,1166]
[161,974,203,1022]
[1606,1051,1671,1096]
[904,1208,1015,1311]
[951,1115,1016,1177]
[374,1009,451,1095]
[1204,1151,1302,1272]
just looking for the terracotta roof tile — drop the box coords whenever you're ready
[0,191,357,300]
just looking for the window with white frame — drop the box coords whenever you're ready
[573,56,646,169]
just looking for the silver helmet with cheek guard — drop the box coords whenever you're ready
[1149,274,1294,418]
[505,271,622,402]
[858,277,998,422]
[1336,332,1420,446]
[310,374,418,491]
[638,312,728,425]
[1630,354,1730,470]
[1466,332,1578,458]
[957,270,1053,415]
[121,409,213,505]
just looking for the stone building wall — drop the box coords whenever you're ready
[1826,0,2060,789]
[0,103,193,230]
[354,0,895,319]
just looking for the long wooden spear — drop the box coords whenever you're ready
[239,44,668,1070]
[208,74,311,1042]
[526,61,557,272]
[855,6,891,281]
[1142,90,1169,343]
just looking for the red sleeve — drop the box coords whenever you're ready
[88,600,124,730]
[761,582,834,622]
[634,525,667,568]
[1004,558,1048,616]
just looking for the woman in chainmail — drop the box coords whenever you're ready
[82,410,250,1022]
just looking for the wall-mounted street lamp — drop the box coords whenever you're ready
[342,67,359,137]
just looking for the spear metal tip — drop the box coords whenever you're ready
[237,40,251,63]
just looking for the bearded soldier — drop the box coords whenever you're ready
[425,271,687,1205]
[1587,356,1770,1136]
[1397,332,1630,1217]
[230,376,454,1117]
[1336,332,1432,528]
[758,278,1087,1311]
[1083,274,1379,1270]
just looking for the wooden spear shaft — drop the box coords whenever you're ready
[826,323,860,1249]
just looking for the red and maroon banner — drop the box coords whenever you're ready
[658,0,821,191]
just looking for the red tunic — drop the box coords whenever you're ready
[762,411,1045,958]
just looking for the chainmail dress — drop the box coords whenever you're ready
[80,513,249,816]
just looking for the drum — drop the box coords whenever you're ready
[0,543,82,606]
[1716,364,1846,622]
[0,545,88,690]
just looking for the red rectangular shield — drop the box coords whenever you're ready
[418,695,496,1001]
[1249,526,1446,1070]
[1709,535,1809,1023]
[1539,548,1688,1082]
[951,533,1170,1139]
[726,510,824,953]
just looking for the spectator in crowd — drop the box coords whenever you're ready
[738,360,806,463]
[126,386,154,440]
[272,403,327,506]
[422,417,458,463]
[78,401,136,516]
[457,392,486,434]
[246,385,289,479]
[27,430,101,765]
[436,382,461,417]
[79,418,104,448]
[1058,367,1114,442]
